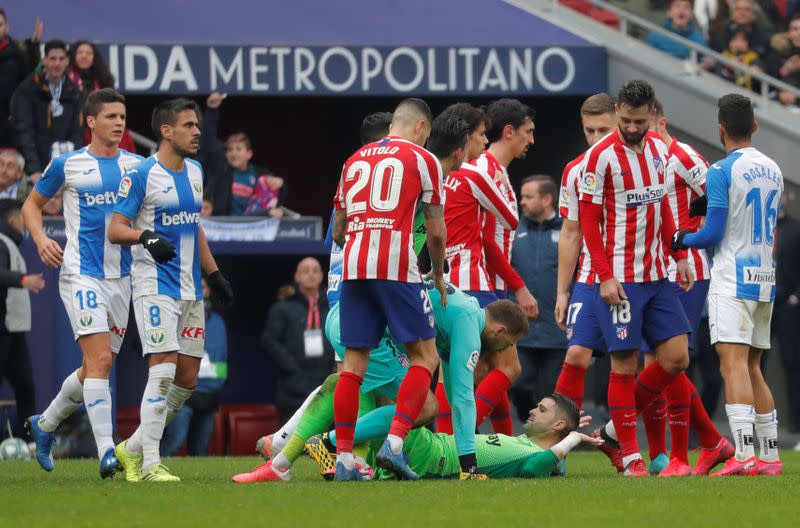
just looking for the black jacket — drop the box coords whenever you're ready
[261,288,334,414]
[776,213,800,305]
[10,69,83,174]
[0,220,25,334]
[0,37,33,147]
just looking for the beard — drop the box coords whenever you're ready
[620,128,647,146]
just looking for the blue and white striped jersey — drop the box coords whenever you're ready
[113,154,204,301]
[35,147,143,279]
[706,147,782,302]
[324,209,344,307]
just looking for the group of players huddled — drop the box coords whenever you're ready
[22,77,784,483]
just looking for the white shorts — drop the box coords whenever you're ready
[58,274,132,353]
[134,295,205,357]
[708,293,773,350]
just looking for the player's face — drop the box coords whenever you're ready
[509,118,535,159]
[0,15,8,40]
[480,323,521,354]
[581,113,616,147]
[225,141,253,171]
[616,103,653,147]
[0,154,21,187]
[466,122,488,161]
[89,102,126,146]
[44,48,68,80]
[75,43,94,70]
[295,258,323,290]
[415,121,432,147]
[790,19,800,46]
[167,110,201,157]
[523,398,560,436]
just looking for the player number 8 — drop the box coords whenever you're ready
[609,300,631,325]
[149,305,161,327]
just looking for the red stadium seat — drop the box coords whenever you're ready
[116,405,140,439]
[222,404,281,456]
[559,0,619,29]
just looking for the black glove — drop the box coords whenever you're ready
[689,195,708,217]
[672,229,690,251]
[139,230,176,263]
[207,270,234,308]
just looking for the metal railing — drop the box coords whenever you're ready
[549,0,800,102]
[128,128,158,155]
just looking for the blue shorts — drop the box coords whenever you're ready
[639,279,710,355]
[566,283,606,351]
[594,279,691,353]
[325,304,408,398]
[340,280,436,348]
[463,290,498,308]
[494,290,507,300]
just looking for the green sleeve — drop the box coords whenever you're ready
[519,450,560,478]
[412,205,427,255]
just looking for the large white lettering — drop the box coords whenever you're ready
[385,47,424,92]
[123,45,158,91]
[535,47,575,93]
[210,48,243,91]
[250,47,270,91]
[160,46,198,91]
[319,47,358,92]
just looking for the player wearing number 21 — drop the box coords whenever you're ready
[577,80,694,477]
[330,98,447,481]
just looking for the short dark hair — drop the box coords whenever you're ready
[653,98,665,118]
[718,93,754,140]
[548,392,581,438]
[617,80,656,110]
[580,93,615,116]
[0,9,7,21]
[0,199,23,221]
[521,175,558,207]
[394,98,433,125]
[225,132,252,150]
[426,115,470,159]
[84,88,125,118]
[485,99,535,143]
[360,112,393,146]
[438,103,490,135]
[151,98,200,142]
[485,299,529,338]
[44,40,68,56]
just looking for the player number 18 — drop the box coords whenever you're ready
[609,300,631,325]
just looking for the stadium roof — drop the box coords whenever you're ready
[6,0,592,46]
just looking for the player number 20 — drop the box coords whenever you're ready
[609,300,631,325]
[420,289,433,314]
[344,158,404,213]
[75,289,98,310]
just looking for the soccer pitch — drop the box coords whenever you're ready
[2,452,799,527]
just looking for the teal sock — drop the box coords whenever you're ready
[331,405,396,446]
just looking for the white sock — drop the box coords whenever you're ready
[40,370,84,432]
[83,378,114,458]
[126,429,143,454]
[272,452,292,471]
[387,433,403,454]
[165,384,193,426]
[754,410,780,463]
[605,420,618,442]
[726,403,755,461]
[273,385,321,452]
[139,363,176,472]
[622,453,642,468]
[337,451,356,470]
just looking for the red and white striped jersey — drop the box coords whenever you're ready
[665,138,710,281]
[559,152,597,285]
[578,131,672,283]
[334,136,443,283]
[443,158,519,291]
[476,151,518,290]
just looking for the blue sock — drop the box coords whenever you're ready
[330,405,396,446]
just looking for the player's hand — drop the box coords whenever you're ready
[207,270,235,308]
[34,236,63,268]
[206,92,226,109]
[578,411,592,429]
[32,17,43,43]
[268,207,284,218]
[689,195,707,217]
[599,278,626,306]
[139,230,176,264]
[672,229,690,251]
[515,286,539,320]
[433,273,448,307]
[555,291,570,331]
[574,432,604,447]
[676,259,695,292]
[21,273,45,293]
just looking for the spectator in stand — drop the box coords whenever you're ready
[757,0,800,30]
[41,188,62,216]
[716,29,765,90]
[767,14,800,106]
[201,92,286,216]
[509,176,567,421]
[710,0,772,56]
[0,150,31,200]
[10,40,83,182]
[261,257,334,420]
[0,10,42,148]
[200,191,214,218]
[647,0,707,60]
[67,40,137,153]
[162,276,229,456]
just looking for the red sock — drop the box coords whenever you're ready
[608,372,639,457]
[686,375,723,448]
[333,372,363,454]
[665,373,691,463]
[389,366,432,439]
[474,369,512,426]
[555,362,588,410]
[635,362,677,411]
[642,394,667,460]
[434,382,453,434]
[489,392,513,435]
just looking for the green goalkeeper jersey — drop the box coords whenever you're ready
[372,427,560,479]
[412,202,426,255]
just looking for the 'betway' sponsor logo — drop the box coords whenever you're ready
[83,191,118,206]
[625,185,664,206]
[161,211,200,226]
[744,267,775,285]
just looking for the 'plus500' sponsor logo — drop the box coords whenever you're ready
[161,211,200,226]
[83,191,118,206]
[625,185,664,206]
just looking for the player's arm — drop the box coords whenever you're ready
[555,218,581,330]
[199,225,234,307]
[673,164,730,250]
[22,189,63,268]
[519,432,602,477]
[468,169,519,231]
[660,197,694,291]
[488,235,538,319]
[332,208,346,248]
[423,203,447,306]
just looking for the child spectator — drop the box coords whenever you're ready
[717,29,765,90]
[647,0,707,60]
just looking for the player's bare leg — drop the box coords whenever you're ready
[748,347,781,475]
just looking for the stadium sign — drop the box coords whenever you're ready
[98,44,606,96]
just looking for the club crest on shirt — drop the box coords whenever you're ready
[118,175,132,198]
[653,156,665,176]
[191,181,202,195]
[79,310,93,328]
[579,172,597,195]
[616,326,629,341]
[148,329,165,345]
[466,350,480,372]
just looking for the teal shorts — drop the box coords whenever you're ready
[325,303,409,399]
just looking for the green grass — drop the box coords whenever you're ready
[2,452,800,527]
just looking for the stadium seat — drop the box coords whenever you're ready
[559,0,619,28]
[222,404,281,456]
[115,405,140,439]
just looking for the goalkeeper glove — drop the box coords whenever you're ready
[689,195,707,217]
[139,230,176,263]
[672,229,690,251]
[207,270,235,308]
